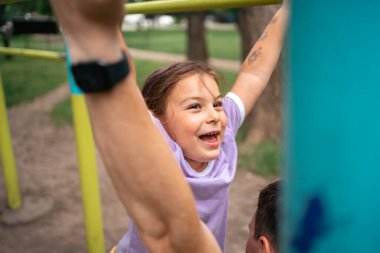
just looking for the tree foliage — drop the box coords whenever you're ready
[5,0,52,16]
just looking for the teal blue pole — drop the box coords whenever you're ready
[283,1,380,252]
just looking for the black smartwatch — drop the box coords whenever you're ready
[71,51,130,93]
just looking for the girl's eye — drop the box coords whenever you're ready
[214,101,223,108]
[188,104,201,110]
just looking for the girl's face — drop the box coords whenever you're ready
[159,74,227,172]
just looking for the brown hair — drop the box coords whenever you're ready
[142,61,225,116]
[254,180,280,249]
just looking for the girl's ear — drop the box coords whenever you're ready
[258,236,274,253]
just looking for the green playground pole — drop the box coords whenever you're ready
[0,72,21,209]
[284,1,380,252]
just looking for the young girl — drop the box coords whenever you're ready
[117,5,288,253]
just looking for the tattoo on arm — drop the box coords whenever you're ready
[248,47,262,65]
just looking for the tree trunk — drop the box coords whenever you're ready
[237,5,283,145]
[186,11,208,62]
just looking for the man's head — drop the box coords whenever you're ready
[246,180,280,253]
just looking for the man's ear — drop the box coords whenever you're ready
[258,236,274,253]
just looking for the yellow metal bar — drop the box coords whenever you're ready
[126,0,281,14]
[0,47,65,61]
[71,94,105,253]
[0,0,280,13]
[0,73,21,210]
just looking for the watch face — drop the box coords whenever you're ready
[71,51,129,93]
[72,63,112,93]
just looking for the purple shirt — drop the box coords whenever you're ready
[117,92,245,253]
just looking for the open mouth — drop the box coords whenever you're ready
[199,131,220,144]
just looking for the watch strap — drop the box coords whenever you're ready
[105,51,130,87]
[71,51,130,93]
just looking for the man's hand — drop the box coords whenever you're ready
[50,0,126,62]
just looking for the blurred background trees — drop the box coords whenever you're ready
[2,0,52,16]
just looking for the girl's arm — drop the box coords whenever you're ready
[231,4,288,115]
[50,0,221,252]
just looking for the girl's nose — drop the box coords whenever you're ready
[206,106,220,123]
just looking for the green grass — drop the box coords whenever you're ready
[8,34,65,52]
[134,60,170,87]
[238,139,281,176]
[0,56,67,106]
[124,29,186,55]
[235,120,250,145]
[9,30,241,60]
[8,30,241,60]
[207,29,241,61]
[50,97,72,127]
[123,28,241,60]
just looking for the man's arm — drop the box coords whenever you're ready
[50,0,220,252]
[231,4,288,115]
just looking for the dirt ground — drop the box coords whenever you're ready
[0,84,271,253]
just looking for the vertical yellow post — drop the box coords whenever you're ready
[71,94,105,253]
[0,72,21,209]
[66,52,105,253]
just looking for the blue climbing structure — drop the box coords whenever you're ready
[284,1,380,252]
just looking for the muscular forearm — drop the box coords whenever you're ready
[86,73,206,252]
